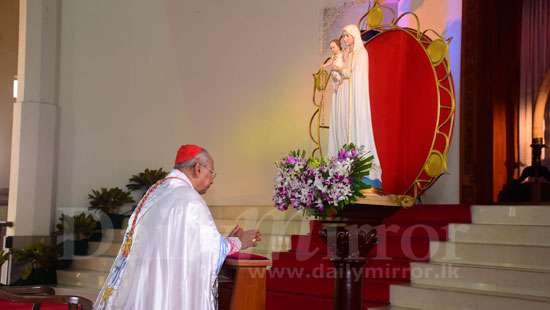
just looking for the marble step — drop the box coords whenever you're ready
[216,219,310,236]
[54,285,99,302]
[472,205,550,226]
[102,220,303,243]
[71,255,114,272]
[371,307,419,310]
[448,223,550,246]
[72,248,272,273]
[256,235,291,252]
[96,229,126,243]
[209,205,305,221]
[69,252,272,274]
[390,283,550,310]
[88,234,290,257]
[88,241,121,257]
[411,262,550,297]
[228,234,290,253]
[57,269,106,290]
[430,241,550,270]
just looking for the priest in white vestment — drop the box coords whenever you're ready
[94,144,260,310]
[327,24,383,190]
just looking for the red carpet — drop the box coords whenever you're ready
[266,204,471,310]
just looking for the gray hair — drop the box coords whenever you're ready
[174,149,210,170]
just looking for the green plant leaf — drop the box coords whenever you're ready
[88,187,135,214]
[127,168,168,192]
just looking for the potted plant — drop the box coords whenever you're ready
[56,243,73,270]
[56,212,98,256]
[12,242,58,285]
[88,187,134,229]
[127,168,168,194]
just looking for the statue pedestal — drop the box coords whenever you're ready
[320,203,401,310]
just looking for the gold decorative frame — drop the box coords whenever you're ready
[309,0,456,200]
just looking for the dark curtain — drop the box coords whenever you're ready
[460,0,522,203]
[519,0,550,168]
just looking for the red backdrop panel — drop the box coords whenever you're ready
[366,30,438,195]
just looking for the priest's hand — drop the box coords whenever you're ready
[228,224,242,237]
[237,229,262,249]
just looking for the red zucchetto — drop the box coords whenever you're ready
[175,144,204,165]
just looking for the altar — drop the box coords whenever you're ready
[269,1,457,309]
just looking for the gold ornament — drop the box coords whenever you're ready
[367,3,384,29]
[426,38,448,65]
[313,69,330,91]
[424,151,447,177]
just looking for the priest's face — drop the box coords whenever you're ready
[195,157,215,194]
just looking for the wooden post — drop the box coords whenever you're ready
[219,256,272,310]
[319,203,400,310]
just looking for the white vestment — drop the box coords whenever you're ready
[94,169,241,310]
[327,24,382,183]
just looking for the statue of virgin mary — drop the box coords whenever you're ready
[327,24,383,189]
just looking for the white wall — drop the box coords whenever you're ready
[55,0,462,209]
[56,0,328,207]
[0,0,18,189]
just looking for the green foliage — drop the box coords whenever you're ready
[307,156,326,168]
[318,144,373,219]
[290,149,306,159]
[12,242,57,280]
[345,144,374,196]
[56,212,98,240]
[88,187,135,214]
[127,168,168,192]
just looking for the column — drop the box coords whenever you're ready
[7,0,59,239]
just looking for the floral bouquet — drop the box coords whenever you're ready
[273,144,373,218]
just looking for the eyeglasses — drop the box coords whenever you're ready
[199,163,217,178]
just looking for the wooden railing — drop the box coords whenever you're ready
[0,285,93,310]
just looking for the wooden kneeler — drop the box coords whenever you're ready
[218,253,272,310]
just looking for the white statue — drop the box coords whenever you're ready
[326,24,383,190]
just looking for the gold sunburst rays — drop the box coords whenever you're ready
[359,0,398,31]
[399,27,455,198]
[393,12,422,39]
